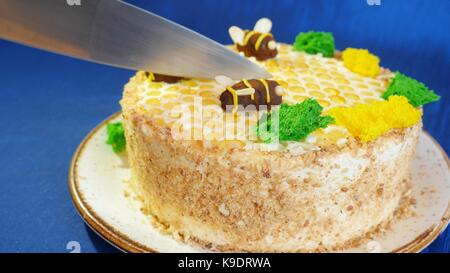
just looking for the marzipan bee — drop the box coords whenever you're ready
[145,72,183,83]
[216,75,284,113]
[228,18,278,61]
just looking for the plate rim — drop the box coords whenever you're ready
[69,112,155,253]
[69,111,450,253]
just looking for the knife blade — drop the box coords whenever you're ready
[0,0,270,79]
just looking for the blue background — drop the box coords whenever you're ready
[0,0,449,253]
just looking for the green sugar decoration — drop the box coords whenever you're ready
[257,99,334,142]
[293,31,335,58]
[106,122,126,153]
[382,72,440,107]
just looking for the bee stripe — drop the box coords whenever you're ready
[147,72,155,82]
[226,86,239,113]
[242,79,255,100]
[243,30,258,46]
[259,79,271,104]
[255,33,273,50]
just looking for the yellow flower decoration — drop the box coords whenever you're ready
[342,48,381,77]
[328,95,421,143]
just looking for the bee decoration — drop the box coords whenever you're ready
[145,72,183,83]
[216,75,284,113]
[228,18,278,61]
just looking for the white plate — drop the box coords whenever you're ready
[69,113,450,253]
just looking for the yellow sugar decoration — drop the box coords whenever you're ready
[342,48,381,78]
[328,95,421,143]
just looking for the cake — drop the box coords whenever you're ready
[117,18,440,252]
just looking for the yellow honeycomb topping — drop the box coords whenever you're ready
[305,83,320,90]
[310,91,326,98]
[330,95,346,104]
[183,80,199,87]
[146,98,160,105]
[199,84,214,90]
[134,44,395,149]
[148,82,164,89]
[166,85,180,91]
[345,93,360,100]
[317,99,331,107]
[323,87,339,95]
[161,93,179,100]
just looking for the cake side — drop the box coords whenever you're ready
[122,100,421,251]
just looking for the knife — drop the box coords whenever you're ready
[0,0,270,79]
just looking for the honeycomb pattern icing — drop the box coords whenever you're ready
[128,44,394,152]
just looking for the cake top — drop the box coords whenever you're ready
[119,18,439,154]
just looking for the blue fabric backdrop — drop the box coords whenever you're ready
[0,0,448,252]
